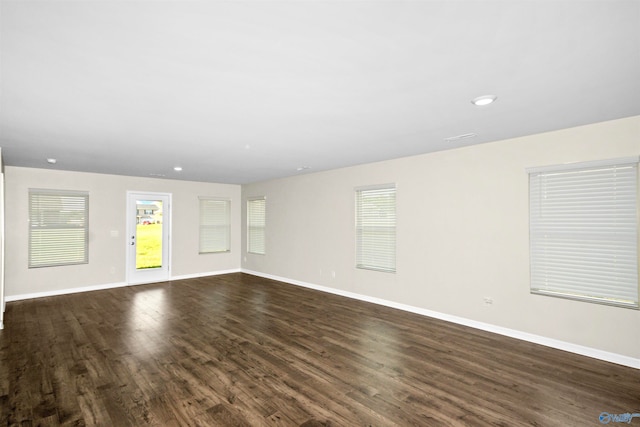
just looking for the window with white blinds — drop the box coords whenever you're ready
[29,189,89,268]
[356,185,396,273]
[528,157,639,309]
[247,197,266,255]
[199,197,230,254]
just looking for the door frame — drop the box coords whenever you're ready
[126,191,172,285]
[0,172,4,329]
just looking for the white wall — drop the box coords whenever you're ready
[5,167,241,298]
[242,116,640,361]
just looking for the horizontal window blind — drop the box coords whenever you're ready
[529,158,638,308]
[199,198,230,253]
[29,189,89,268]
[356,185,396,273]
[247,198,266,255]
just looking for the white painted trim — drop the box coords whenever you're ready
[4,269,243,303]
[242,269,640,370]
[0,171,5,329]
[128,268,242,286]
[5,281,130,302]
[171,268,241,281]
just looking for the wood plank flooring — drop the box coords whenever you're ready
[0,273,638,426]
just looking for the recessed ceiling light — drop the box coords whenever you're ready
[471,95,497,106]
[174,166,183,172]
[46,158,57,164]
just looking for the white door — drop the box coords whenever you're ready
[127,192,171,284]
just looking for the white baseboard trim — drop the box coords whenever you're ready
[242,269,640,370]
[4,268,242,302]
[5,281,130,302]
[170,268,241,281]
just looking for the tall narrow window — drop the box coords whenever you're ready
[199,197,230,253]
[247,197,266,255]
[356,184,396,273]
[29,189,89,268]
[528,157,638,309]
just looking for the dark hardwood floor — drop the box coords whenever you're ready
[0,273,638,426]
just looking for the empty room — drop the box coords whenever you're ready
[0,0,639,425]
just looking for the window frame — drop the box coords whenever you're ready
[247,197,266,255]
[527,157,639,309]
[198,197,231,254]
[28,188,89,268]
[355,184,397,273]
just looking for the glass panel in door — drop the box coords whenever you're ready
[136,199,163,269]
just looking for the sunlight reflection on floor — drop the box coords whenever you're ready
[125,288,168,357]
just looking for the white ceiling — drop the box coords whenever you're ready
[1,0,639,184]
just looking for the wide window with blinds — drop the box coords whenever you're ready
[356,184,396,273]
[199,197,230,254]
[29,189,89,268]
[528,157,639,309]
[247,197,266,255]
